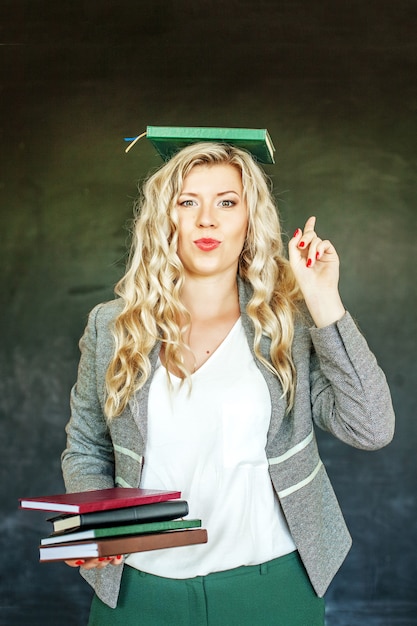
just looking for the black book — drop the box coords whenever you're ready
[49,499,189,533]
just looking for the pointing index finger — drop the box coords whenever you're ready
[304,215,316,233]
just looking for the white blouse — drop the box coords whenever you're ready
[126,318,296,577]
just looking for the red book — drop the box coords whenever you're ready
[19,487,181,514]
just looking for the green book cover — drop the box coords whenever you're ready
[41,518,201,546]
[147,126,275,164]
[125,126,275,164]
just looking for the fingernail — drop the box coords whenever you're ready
[299,241,305,248]
[75,560,85,566]
[306,258,312,267]
[98,557,106,561]
[316,251,320,259]
[116,556,122,559]
[293,228,300,238]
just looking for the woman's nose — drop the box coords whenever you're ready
[197,203,217,227]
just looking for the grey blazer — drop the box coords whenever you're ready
[62,278,395,609]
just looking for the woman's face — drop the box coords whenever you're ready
[176,164,248,281]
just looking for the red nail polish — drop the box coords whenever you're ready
[75,560,84,566]
[299,241,305,248]
[98,557,106,561]
[306,258,312,267]
[293,228,300,238]
[116,555,122,559]
[316,251,320,259]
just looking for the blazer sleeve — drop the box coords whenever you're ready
[61,304,116,492]
[309,311,395,450]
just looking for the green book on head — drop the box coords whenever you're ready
[124,126,275,164]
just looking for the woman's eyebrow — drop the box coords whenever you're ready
[217,190,240,196]
[178,189,241,197]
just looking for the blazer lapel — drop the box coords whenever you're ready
[237,277,287,450]
[128,340,161,448]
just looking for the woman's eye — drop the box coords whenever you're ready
[219,199,235,208]
[179,199,196,207]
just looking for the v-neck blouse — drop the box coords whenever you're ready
[126,318,296,577]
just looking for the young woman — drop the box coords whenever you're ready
[62,142,395,625]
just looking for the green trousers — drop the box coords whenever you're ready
[88,551,325,626]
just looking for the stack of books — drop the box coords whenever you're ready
[19,487,207,562]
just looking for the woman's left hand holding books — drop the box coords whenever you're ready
[65,555,124,569]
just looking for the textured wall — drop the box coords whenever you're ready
[1,2,416,624]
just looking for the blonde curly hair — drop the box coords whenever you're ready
[104,142,301,419]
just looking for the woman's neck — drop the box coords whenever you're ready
[180,273,240,322]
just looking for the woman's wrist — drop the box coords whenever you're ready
[303,291,346,328]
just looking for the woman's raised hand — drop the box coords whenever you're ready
[288,216,345,327]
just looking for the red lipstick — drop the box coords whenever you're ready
[194,238,221,251]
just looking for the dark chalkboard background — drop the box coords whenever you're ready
[1,2,416,624]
